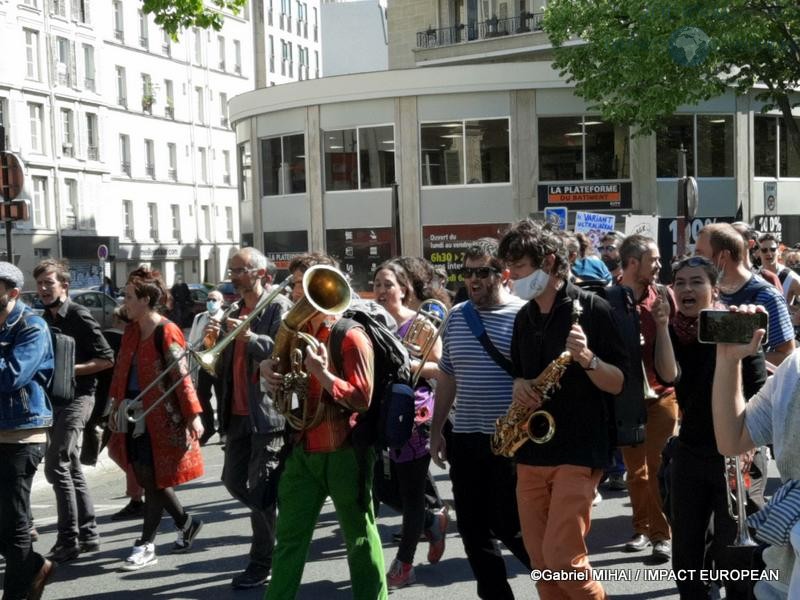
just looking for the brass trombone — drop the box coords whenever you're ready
[110,274,294,431]
[401,299,449,387]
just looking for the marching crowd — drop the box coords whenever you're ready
[2,218,800,600]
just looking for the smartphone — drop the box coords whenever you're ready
[697,309,768,344]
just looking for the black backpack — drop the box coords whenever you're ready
[329,307,414,451]
[20,316,75,407]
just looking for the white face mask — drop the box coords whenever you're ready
[206,300,221,313]
[510,269,550,300]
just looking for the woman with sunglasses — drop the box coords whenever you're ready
[652,256,766,599]
[372,259,449,589]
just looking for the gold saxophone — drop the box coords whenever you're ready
[491,299,583,457]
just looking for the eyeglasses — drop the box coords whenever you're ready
[597,245,617,252]
[460,266,500,279]
[671,256,713,272]
[759,247,778,254]
[227,267,255,276]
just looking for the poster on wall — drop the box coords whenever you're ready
[751,215,800,246]
[263,230,309,276]
[537,182,632,211]
[325,227,396,295]
[657,216,734,283]
[543,207,568,230]
[625,215,659,239]
[422,223,509,288]
[574,211,615,250]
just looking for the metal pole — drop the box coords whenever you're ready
[0,125,13,262]
[676,145,688,258]
[391,181,401,257]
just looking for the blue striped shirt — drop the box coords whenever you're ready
[439,298,525,434]
[721,274,794,351]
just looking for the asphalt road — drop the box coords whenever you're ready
[9,440,696,600]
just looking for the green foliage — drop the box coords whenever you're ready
[544,0,800,144]
[142,0,248,40]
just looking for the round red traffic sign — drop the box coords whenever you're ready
[0,152,24,200]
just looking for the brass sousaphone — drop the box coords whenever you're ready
[271,265,352,431]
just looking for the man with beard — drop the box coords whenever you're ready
[34,259,114,564]
[430,238,531,600]
[617,235,678,562]
[695,223,794,366]
[206,248,291,589]
[598,231,625,282]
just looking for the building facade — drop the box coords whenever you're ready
[0,0,253,286]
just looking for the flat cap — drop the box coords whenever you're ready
[0,262,24,289]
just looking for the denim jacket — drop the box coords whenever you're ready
[0,300,54,430]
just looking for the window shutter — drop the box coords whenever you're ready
[83,0,91,24]
[69,41,77,88]
[71,0,79,21]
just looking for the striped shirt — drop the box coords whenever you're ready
[721,274,794,351]
[439,298,525,434]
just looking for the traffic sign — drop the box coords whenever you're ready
[97,244,109,260]
[0,152,25,200]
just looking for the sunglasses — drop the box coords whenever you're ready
[597,245,617,252]
[759,247,778,254]
[671,256,713,272]
[227,267,255,276]
[460,266,500,279]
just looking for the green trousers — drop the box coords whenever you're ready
[265,445,388,600]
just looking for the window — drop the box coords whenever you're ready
[217,35,226,70]
[225,207,234,240]
[281,41,287,75]
[76,0,90,24]
[287,42,293,77]
[64,179,78,228]
[222,150,231,184]
[138,10,148,48]
[119,134,130,175]
[162,30,171,56]
[23,0,39,7]
[25,29,40,80]
[199,147,208,183]
[656,114,734,178]
[116,65,127,106]
[28,103,44,153]
[313,7,318,41]
[113,1,124,42]
[167,143,177,180]
[261,134,306,195]
[123,200,133,239]
[538,116,629,182]
[315,50,319,78]
[171,205,180,239]
[141,73,154,113]
[148,202,158,240]
[194,86,204,123]
[51,0,66,18]
[194,28,203,64]
[0,98,7,147]
[83,44,95,91]
[421,119,510,185]
[144,139,155,178]
[234,40,242,74]
[86,113,98,160]
[754,115,800,178]
[32,177,48,228]
[56,37,75,87]
[219,92,228,127]
[61,109,74,156]
[269,35,274,72]
[164,79,174,119]
[201,205,211,239]
[238,142,251,202]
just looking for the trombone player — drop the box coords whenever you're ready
[206,249,291,590]
[500,220,627,600]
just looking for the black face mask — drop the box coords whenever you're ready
[43,296,64,309]
[602,256,621,272]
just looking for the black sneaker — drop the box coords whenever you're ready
[172,515,203,553]
[110,499,145,522]
[231,565,271,589]
[79,538,101,553]
[48,543,80,564]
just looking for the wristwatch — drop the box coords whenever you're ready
[584,353,599,371]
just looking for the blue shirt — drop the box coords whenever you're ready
[573,256,612,284]
[721,274,794,351]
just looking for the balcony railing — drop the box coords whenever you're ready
[223,173,231,185]
[168,168,177,181]
[235,62,241,74]
[85,77,95,91]
[416,13,544,49]
[165,105,174,119]
[139,36,148,48]
[121,161,131,175]
[162,42,171,56]
[87,145,98,160]
[124,227,134,239]
[145,164,155,179]
[149,229,158,240]
[114,29,124,42]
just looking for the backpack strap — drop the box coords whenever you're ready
[461,302,515,377]
[153,322,167,366]
[779,268,789,285]
[329,317,358,376]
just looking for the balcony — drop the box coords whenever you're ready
[62,142,74,157]
[165,105,174,119]
[85,77,95,91]
[219,60,226,71]
[123,227,134,239]
[145,164,155,179]
[162,42,171,57]
[168,168,177,181]
[235,62,242,75]
[114,29,124,42]
[223,173,231,185]
[121,161,131,175]
[87,146,98,160]
[118,96,127,108]
[149,229,158,241]
[220,115,229,128]
[416,12,544,49]
[139,36,148,49]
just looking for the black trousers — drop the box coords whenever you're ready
[671,442,755,600]
[195,369,221,442]
[448,432,531,600]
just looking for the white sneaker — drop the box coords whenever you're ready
[121,541,157,571]
[592,490,602,506]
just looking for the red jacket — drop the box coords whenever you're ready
[108,318,204,489]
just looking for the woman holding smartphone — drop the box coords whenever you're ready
[653,256,767,599]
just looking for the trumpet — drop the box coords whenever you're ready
[725,455,757,547]
[401,299,449,387]
[110,274,294,431]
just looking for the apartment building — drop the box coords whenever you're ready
[0,0,251,285]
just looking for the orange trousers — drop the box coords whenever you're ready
[620,392,678,543]
[516,464,606,600]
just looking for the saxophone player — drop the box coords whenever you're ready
[499,220,628,600]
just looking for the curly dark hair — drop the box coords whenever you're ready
[126,265,169,311]
[497,219,569,279]
[288,252,339,274]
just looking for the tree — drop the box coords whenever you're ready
[142,0,248,39]
[544,0,800,156]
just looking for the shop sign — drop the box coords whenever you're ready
[537,182,632,210]
[325,227,396,294]
[657,216,734,283]
[264,230,309,271]
[116,244,199,260]
[422,223,508,288]
[752,215,800,245]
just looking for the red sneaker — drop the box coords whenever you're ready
[387,558,415,589]
[425,506,449,564]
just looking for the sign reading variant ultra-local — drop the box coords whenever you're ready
[537,182,632,210]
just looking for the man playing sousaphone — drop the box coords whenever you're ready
[499,219,628,600]
[260,253,387,600]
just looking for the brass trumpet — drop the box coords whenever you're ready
[401,299,449,387]
[272,265,352,431]
[110,275,294,431]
